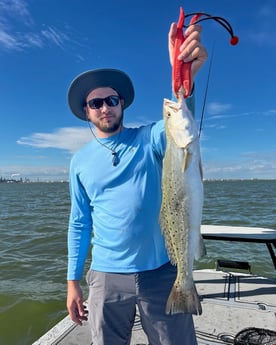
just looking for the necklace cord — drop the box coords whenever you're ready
[86,118,122,166]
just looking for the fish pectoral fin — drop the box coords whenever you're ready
[199,158,203,180]
[195,235,207,260]
[182,148,191,172]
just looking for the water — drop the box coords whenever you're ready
[0,180,275,345]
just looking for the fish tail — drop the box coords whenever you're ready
[165,283,202,316]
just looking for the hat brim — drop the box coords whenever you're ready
[68,68,135,120]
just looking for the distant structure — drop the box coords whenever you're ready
[0,177,30,183]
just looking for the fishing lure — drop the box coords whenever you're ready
[173,7,239,98]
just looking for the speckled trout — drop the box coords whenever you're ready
[160,96,206,315]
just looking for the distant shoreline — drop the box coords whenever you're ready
[0,178,68,183]
[0,178,275,184]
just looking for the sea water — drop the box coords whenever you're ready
[0,180,275,345]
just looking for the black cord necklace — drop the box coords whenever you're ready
[87,120,122,166]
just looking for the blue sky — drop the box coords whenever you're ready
[1,0,275,181]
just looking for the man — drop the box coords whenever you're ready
[66,21,207,345]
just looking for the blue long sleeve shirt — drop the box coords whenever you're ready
[67,95,195,280]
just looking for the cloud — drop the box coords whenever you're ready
[247,3,276,47]
[0,0,74,51]
[0,24,70,51]
[203,150,276,180]
[206,104,275,122]
[17,127,92,153]
[14,123,276,181]
[0,30,20,50]
[205,101,246,122]
[264,109,276,116]
[16,120,147,154]
[205,101,269,121]
[0,0,33,25]
[207,102,232,115]
[0,164,69,181]
[41,25,70,49]
[203,123,226,130]
[11,123,146,181]
[248,30,276,47]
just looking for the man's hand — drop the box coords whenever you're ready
[168,22,208,83]
[67,280,88,325]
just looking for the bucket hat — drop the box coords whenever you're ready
[68,68,135,120]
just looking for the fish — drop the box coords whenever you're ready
[159,95,206,315]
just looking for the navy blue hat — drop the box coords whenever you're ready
[68,68,135,120]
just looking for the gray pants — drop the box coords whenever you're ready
[86,262,197,345]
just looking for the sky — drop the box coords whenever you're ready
[0,0,275,181]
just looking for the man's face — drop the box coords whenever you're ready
[85,87,124,137]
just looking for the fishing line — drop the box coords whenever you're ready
[183,12,239,137]
[198,43,215,138]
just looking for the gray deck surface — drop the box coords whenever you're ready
[33,269,276,345]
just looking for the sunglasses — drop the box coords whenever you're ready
[87,95,120,109]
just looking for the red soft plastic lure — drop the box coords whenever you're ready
[172,7,239,99]
[172,8,202,98]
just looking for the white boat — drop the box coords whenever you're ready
[33,225,276,345]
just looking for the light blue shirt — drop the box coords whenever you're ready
[67,95,195,280]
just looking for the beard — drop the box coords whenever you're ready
[93,111,124,134]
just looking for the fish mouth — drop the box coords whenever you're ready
[163,100,182,115]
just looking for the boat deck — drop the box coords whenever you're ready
[33,269,276,345]
[33,226,276,344]
[194,270,276,344]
